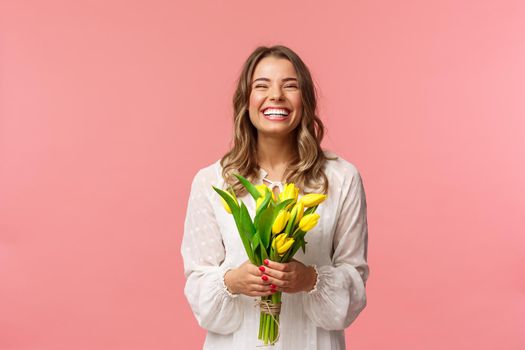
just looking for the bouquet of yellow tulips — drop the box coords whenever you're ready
[213,174,327,346]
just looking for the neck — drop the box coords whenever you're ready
[256,132,296,170]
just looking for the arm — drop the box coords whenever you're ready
[180,169,244,334]
[301,170,369,330]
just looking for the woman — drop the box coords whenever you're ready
[181,45,369,349]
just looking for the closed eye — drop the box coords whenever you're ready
[254,84,298,89]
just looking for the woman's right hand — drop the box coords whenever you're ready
[224,260,276,297]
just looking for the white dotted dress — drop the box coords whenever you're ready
[181,152,369,350]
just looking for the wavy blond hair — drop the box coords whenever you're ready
[220,45,337,197]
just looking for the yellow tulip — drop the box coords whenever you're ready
[220,191,237,214]
[279,183,299,208]
[290,201,304,224]
[272,234,284,250]
[256,184,269,196]
[272,233,295,256]
[278,238,294,256]
[256,184,276,202]
[272,210,290,234]
[298,213,320,232]
[299,193,327,208]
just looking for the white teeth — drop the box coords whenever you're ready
[263,108,289,116]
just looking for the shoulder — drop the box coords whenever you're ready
[322,150,363,186]
[189,159,223,192]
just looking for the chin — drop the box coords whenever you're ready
[259,126,297,137]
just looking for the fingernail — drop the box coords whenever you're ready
[259,266,265,272]
[262,275,268,281]
[270,284,276,289]
[271,289,276,293]
[264,259,269,265]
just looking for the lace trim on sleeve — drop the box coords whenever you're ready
[307,264,321,295]
[221,267,240,298]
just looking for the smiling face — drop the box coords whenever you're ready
[248,56,303,138]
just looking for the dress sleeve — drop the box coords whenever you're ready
[301,170,369,331]
[180,169,244,334]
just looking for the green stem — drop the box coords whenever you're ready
[258,311,263,339]
[264,313,270,344]
[276,314,280,340]
[270,317,274,342]
[291,226,300,238]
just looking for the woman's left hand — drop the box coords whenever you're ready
[259,258,317,294]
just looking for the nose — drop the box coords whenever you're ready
[269,83,284,101]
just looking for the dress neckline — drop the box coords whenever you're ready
[258,167,282,184]
[258,167,283,192]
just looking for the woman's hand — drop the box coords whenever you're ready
[260,258,318,294]
[224,260,276,297]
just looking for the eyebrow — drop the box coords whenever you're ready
[252,77,298,84]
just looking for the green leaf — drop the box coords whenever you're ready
[227,185,238,202]
[239,202,256,237]
[303,204,318,216]
[270,245,278,261]
[238,202,256,263]
[212,186,258,264]
[255,204,274,250]
[233,174,261,200]
[284,206,298,236]
[253,231,269,264]
[260,245,269,262]
[255,189,272,217]
[251,233,266,266]
[212,186,239,217]
[275,198,294,213]
[251,232,261,251]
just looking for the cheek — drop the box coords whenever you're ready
[293,95,303,110]
[249,93,264,110]
[292,99,303,118]
[249,95,267,122]
[293,103,303,126]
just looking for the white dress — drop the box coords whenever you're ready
[181,152,369,350]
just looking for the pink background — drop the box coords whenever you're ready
[1,0,524,349]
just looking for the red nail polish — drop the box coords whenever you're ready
[259,266,265,272]
[264,259,269,265]
[270,284,276,289]
[262,275,268,281]
[271,289,276,293]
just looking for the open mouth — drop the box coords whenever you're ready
[261,107,290,121]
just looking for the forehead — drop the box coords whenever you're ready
[252,56,297,80]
